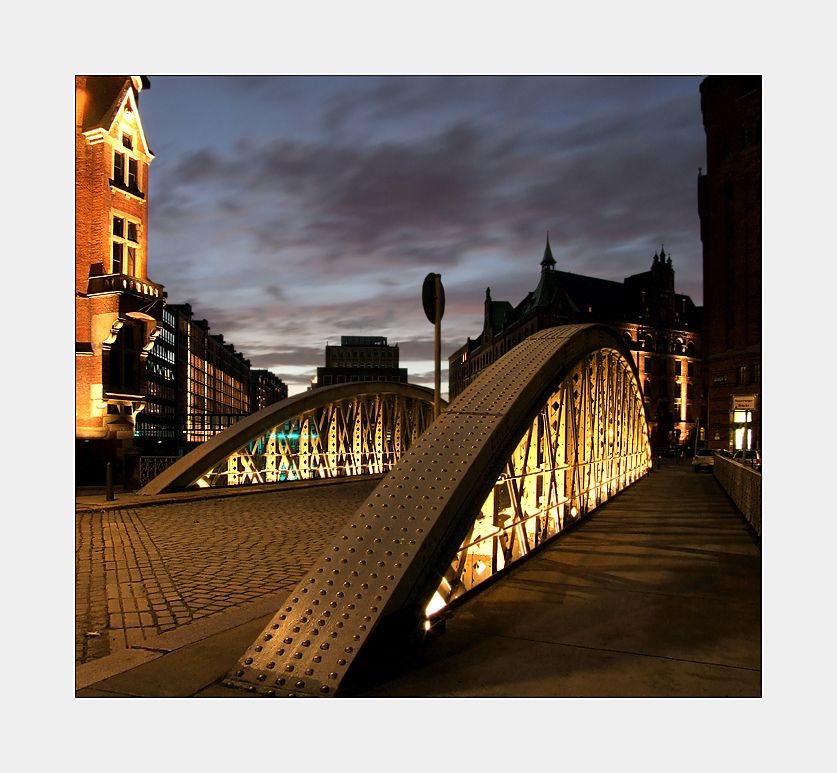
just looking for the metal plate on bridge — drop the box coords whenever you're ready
[224,324,639,696]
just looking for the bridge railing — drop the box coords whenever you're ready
[139,456,180,486]
[714,454,761,536]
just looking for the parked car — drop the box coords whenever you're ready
[733,449,761,470]
[692,448,715,472]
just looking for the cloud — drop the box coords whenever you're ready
[141,76,708,395]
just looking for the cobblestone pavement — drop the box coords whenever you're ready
[75,479,381,665]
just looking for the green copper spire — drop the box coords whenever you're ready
[541,232,556,271]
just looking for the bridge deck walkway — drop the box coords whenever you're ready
[75,464,760,698]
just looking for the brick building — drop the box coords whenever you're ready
[75,75,164,485]
[315,336,407,388]
[697,75,761,453]
[449,238,704,452]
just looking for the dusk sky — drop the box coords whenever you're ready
[138,75,708,398]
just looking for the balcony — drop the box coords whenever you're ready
[87,273,164,301]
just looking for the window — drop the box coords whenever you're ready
[112,149,142,195]
[688,362,695,377]
[128,158,139,189]
[751,364,760,384]
[737,365,747,385]
[114,151,125,183]
[122,133,133,150]
[675,360,682,376]
[687,384,694,399]
[112,214,139,276]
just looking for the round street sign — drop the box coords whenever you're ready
[422,273,445,324]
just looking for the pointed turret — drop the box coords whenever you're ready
[541,233,556,272]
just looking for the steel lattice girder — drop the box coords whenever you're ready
[225,324,651,697]
[434,345,650,605]
[137,382,439,495]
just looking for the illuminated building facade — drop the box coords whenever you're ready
[250,369,289,412]
[449,239,704,451]
[315,336,407,388]
[169,303,250,451]
[75,75,164,485]
[698,75,761,452]
[135,304,289,457]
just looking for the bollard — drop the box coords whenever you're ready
[106,462,114,501]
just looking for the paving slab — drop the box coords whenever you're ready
[75,467,761,698]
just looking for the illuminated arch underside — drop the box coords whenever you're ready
[138,381,439,495]
[226,324,652,696]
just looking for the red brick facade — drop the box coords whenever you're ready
[75,76,164,485]
[698,76,761,452]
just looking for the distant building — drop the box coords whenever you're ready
[134,304,178,455]
[136,303,281,456]
[250,369,289,412]
[315,336,407,388]
[698,75,761,453]
[75,75,164,485]
[448,238,704,451]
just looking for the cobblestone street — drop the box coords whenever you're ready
[75,479,381,665]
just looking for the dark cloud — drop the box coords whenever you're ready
[140,76,707,395]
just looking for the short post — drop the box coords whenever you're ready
[105,462,114,502]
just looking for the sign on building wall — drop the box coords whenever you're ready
[731,395,757,411]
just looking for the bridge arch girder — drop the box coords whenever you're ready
[226,324,651,696]
[138,381,439,495]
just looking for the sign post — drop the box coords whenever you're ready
[422,273,445,419]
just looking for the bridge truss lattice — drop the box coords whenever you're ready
[138,383,438,495]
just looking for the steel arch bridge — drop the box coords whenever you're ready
[138,382,439,495]
[224,324,652,696]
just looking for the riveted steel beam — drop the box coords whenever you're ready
[224,324,651,696]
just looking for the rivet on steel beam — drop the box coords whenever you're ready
[267,662,275,669]
[245,658,253,665]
